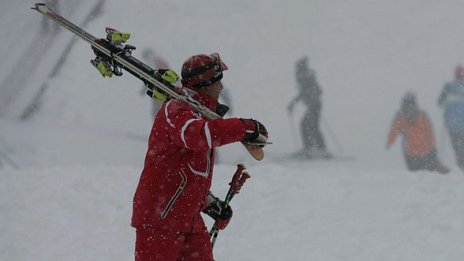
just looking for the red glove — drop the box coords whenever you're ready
[241,118,268,143]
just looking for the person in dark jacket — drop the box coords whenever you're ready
[387,92,449,174]
[287,56,331,159]
[438,65,464,171]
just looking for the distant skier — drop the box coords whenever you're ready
[387,92,449,174]
[287,56,331,159]
[438,64,464,171]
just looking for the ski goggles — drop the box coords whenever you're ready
[210,53,228,72]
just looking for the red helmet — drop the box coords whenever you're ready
[181,53,228,89]
[455,64,464,79]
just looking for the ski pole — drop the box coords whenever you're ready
[0,149,20,170]
[439,121,448,159]
[210,163,250,248]
[288,110,301,151]
[321,115,344,154]
[0,137,20,170]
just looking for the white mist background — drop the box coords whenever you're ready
[1,1,464,260]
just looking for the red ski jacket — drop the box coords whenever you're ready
[131,92,246,233]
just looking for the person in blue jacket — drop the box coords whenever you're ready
[438,64,464,171]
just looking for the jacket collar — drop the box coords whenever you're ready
[189,89,219,111]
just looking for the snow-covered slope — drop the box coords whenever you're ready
[2,1,464,260]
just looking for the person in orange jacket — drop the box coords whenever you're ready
[386,92,449,174]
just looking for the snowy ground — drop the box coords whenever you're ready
[2,1,464,260]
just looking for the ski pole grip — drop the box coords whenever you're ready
[229,163,246,187]
[235,171,250,193]
[235,163,246,175]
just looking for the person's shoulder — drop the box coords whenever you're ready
[444,80,460,88]
[166,99,192,112]
[392,111,407,123]
[419,112,434,125]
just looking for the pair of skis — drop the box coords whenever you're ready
[31,3,267,161]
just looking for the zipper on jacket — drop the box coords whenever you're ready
[161,170,188,219]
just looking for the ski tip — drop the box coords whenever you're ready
[32,3,45,10]
[32,3,49,13]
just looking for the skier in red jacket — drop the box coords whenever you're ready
[131,53,268,261]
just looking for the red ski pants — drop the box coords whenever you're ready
[135,227,214,261]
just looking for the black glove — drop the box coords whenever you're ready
[240,118,268,143]
[216,103,230,117]
[202,193,233,229]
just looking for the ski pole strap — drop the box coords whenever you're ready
[210,227,220,248]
